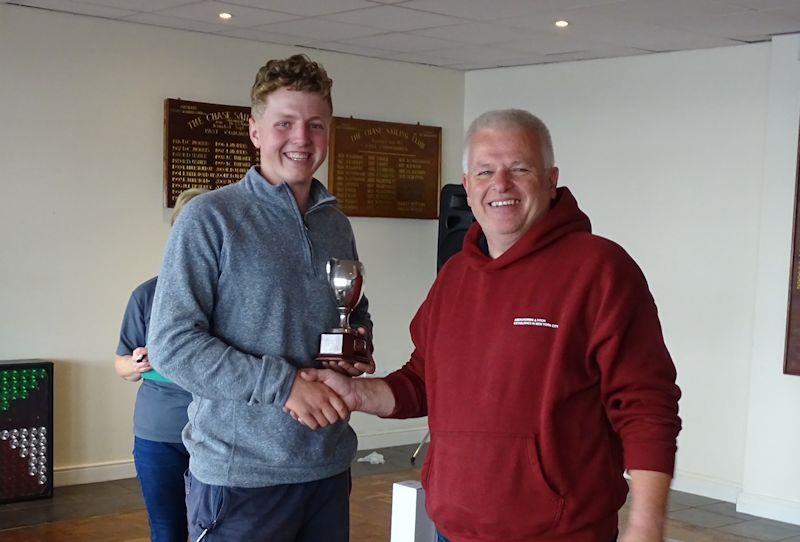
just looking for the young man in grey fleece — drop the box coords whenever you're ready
[147,54,373,542]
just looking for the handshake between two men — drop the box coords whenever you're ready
[283,326,391,430]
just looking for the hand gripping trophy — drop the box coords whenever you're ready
[316,258,371,366]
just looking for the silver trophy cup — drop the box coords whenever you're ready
[316,258,370,365]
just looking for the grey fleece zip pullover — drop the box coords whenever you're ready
[148,167,371,488]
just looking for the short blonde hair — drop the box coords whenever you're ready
[250,54,333,118]
[171,187,208,225]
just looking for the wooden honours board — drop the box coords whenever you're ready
[328,117,441,219]
[163,99,258,208]
[784,129,800,376]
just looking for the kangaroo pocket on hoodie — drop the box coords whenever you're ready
[423,430,564,538]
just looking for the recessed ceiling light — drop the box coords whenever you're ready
[554,20,569,28]
[219,12,233,20]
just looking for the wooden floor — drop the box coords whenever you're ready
[1,444,800,541]
[0,467,420,542]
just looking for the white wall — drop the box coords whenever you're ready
[465,40,800,523]
[740,34,800,523]
[0,4,464,485]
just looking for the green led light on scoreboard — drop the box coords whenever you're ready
[0,369,47,412]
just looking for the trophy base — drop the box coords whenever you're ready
[316,332,370,365]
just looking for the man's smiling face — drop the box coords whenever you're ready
[462,125,559,258]
[249,87,331,190]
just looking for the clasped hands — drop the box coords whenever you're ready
[115,346,153,382]
[283,327,373,430]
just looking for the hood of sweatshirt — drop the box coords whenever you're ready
[462,186,592,271]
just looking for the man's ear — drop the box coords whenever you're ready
[248,116,260,149]
[548,167,559,198]
[462,174,471,206]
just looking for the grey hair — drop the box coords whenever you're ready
[171,187,209,225]
[462,109,555,174]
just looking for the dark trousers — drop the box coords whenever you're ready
[133,436,190,542]
[185,469,350,542]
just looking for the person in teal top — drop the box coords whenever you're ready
[114,187,207,542]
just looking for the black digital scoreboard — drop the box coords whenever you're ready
[0,360,53,504]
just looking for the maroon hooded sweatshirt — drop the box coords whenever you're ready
[384,187,681,542]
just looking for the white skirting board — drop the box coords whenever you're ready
[737,492,800,526]
[670,469,742,503]
[356,426,429,451]
[50,426,429,488]
[664,470,800,527]
[54,459,136,487]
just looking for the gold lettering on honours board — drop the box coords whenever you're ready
[328,116,441,219]
[206,111,229,122]
[188,117,205,129]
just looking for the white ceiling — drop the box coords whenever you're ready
[6,0,800,70]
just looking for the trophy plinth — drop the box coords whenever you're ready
[316,330,370,364]
[316,258,371,366]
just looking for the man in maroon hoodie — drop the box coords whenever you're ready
[294,109,682,542]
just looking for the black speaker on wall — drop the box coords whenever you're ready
[437,184,475,272]
[0,359,54,504]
